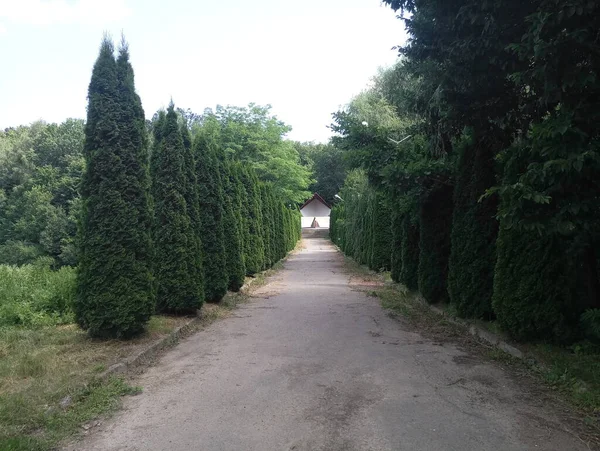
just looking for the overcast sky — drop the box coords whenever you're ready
[0,0,407,142]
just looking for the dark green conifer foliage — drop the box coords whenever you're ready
[447,135,498,319]
[399,216,420,291]
[259,183,273,269]
[221,160,246,291]
[240,167,265,275]
[390,209,404,283]
[418,185,454,303]
[181,120,204,304]
[275,195,286,260]
[152,104,202,313]
[193,130,228,302]
[369,192,392,271]
[493,225,579,342]
[76,38,154,338]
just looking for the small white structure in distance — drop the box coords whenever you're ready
[300,193,331,228]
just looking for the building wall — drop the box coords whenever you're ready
[300,200,331,218]
[301,216,330,228]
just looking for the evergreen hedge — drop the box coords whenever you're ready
[76,39,154,338]
[369,192,392,271]
[493,225,579,342]
[152,104,202,313]
[221,161,246,292]
[193,132,228,302]
[399,215,419,291]
[240,167,265,275]
[447,135,498,319]
[418,185,454,304]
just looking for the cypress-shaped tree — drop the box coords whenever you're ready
[418,185,454,304]
[240,167,265,275]
[399,215,420,291]
[180,122,205,302]
[76,38,154,338]
[447,134,498,319]
[259,183,273,269]
[193,128,228,302]
[221,160,246,291]
[152,104,202,313]
[274,194,286,260]
[492,225,579,342]
[390,208,404,283]
[369,192,392,271]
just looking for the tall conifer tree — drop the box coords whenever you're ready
[221,159,246,291]
[152,104,202,313]
[180,122,205,304]
[194,125,228,302]
[76,37,154,338]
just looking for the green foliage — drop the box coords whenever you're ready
[581,310,600,344]
[238,167,265,275]
[447,131,498,319]
[329,170,393,272]
[0,262,76,328]
[193,121,228,302]
[493,226,579,342]
[76,38,154,338]
[221,160,246,292]
[369,192,392,271]
[195,104,312,204]
[0,120,85,267]
[390,208,403,283]
[180,122,205,304]
[399,215,419,291]
[418,185,453,304]
[151,104,202,313]
[294,142,347,205]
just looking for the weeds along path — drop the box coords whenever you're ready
[68,229,589,451]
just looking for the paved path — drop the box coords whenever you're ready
[74,230,586,451]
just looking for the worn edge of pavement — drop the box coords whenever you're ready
[97,249,294,381]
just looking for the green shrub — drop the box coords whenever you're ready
[239,167,265,275]
[221,161,245,292]
[0,263,76,328]
[0,241,44,266]
[76,39,154,338]
[418,185,453,303]
[581,309,600,343]
[492,227,579,342]
[399,216,419,291]
[447,132,498,319]
[151,105,203,314]
[369,192,392,271]
[193,125,228,302]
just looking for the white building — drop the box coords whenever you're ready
[300,193,331,228]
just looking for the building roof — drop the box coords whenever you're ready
[300,192,332,210]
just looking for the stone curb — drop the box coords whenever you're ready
[427,304,525,360]
[98,315,202,381]
[97,247,297,382]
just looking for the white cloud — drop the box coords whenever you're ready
[0,23,6,34]
[0,0,131,26]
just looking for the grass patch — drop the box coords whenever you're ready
[529,342,600,412]
[0,250,290,449]
[0,315,188,450]
[0,262,76,328]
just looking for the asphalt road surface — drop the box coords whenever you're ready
[72,229,586,451]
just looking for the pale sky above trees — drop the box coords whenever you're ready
[0,0,406,142]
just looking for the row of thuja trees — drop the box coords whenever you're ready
[331,0,600,344]
[76,38,300,338]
